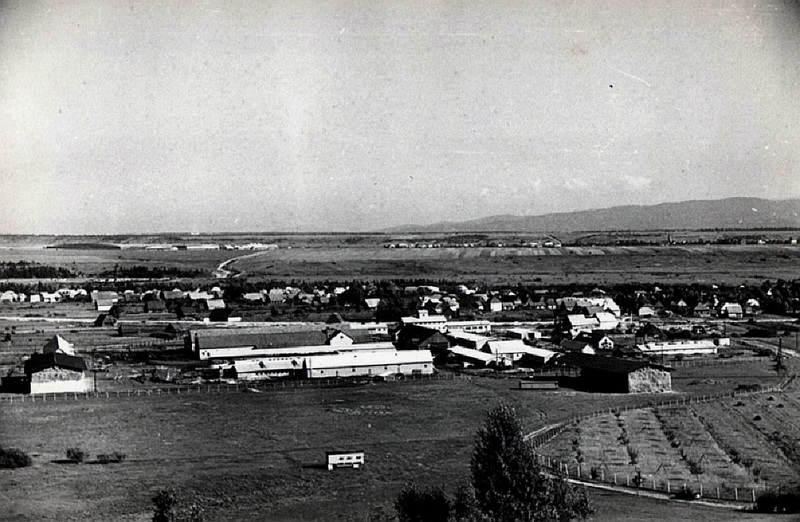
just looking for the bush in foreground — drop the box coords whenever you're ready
[0,447,32,469]
[395,484,452,522]
[152,487,204,522]
[66,447,87,464]
[755,488,800,514]
[96,452,127,464]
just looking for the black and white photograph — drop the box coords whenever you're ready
[1,1,799,520]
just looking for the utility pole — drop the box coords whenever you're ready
[776,337,785,373]
[92,349,98,394]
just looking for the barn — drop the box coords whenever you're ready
[559,353,672,393]
[19,336,91,394]
[190,328,330,360]
[303,349,434,379]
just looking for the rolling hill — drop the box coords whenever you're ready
[387,198,800,233]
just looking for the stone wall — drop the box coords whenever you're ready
[627,367,671,393]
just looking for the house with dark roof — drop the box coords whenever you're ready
[692,302,712,318]
[574,331,615,351]
[4,335,91,394]
[558,353,672,393]
[325,327,374,346]
[559,339,596,355]
[635,323,666,343]
[395,324,451,353]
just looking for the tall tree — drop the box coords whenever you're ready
[469,404,591,522]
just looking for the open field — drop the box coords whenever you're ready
[2,243,800,284]
[1,232,798,520]
[3,368,790,521]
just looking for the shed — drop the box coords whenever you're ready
[558,353,672,393]
[144,300,167,313]
[23,350,90,395]
[326,451,364,470]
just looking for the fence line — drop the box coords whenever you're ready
[0,371,471,404]
[667,355,772,368]
[538,452,764,503]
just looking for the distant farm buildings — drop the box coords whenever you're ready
[191,326,434,381]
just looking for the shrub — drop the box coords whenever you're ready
[674,485,700,500]
[687,459,704,475]
[395,484,451,522]
[0,447,32,469]
[66,447,86,464]
[97,452,127,465]
[755,489,800,513]
[152,487,204,522]
[627,445,639,465]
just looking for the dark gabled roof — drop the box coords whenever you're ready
[325,327,374,344]
[560,339,592,352]
[24,352,87,374]
[194,329,329,350]
[636,323,665,337]
[395,324,446,346]
[558,353,671,374]
[574,305,604,316]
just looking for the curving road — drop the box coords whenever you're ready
[212,250,273,278]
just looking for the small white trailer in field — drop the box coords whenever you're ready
[326,451,365,470]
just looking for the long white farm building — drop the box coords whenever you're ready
[216,348,434,381]
[636,338,730,356]
[304,349,434,379]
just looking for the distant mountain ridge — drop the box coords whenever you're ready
[387,198,800,233]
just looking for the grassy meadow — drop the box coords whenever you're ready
[3,367,787,521]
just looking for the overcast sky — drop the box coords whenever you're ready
[2,1,798,234]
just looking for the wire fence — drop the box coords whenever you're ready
[526,375,796,504]
[0,371,471,404]
[666,355,773,368]
[538,454,765,503]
